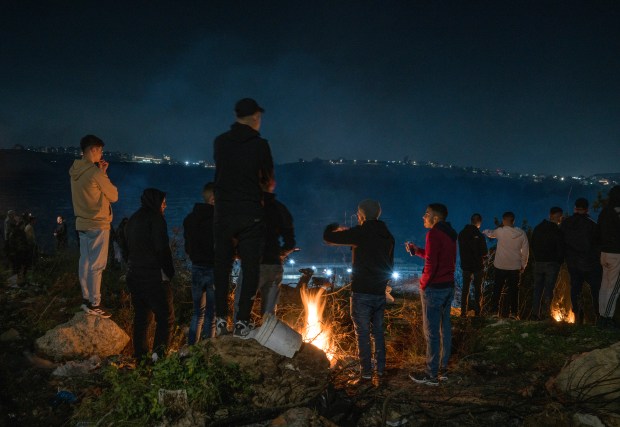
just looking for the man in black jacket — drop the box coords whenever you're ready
[125,188,175,361]
[183,183,216,344]
[257,178,296,316]
[324,199,394,380]
[598,185,620,329]
[457,213,488,317]
[530,207,564,320]
[213,98,274,338]
[560,198,601,325]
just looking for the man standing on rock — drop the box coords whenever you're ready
[407,203,457,386]
[597,186,620,329]
[69,135,118,318]
[213,98,274,338]
[324,199,394,381]
[483,212,529,319]
[458,213,488,317]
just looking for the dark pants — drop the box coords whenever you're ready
[461,269,483,316]
[491,269,520,317]
[350,292,386,375]
[532,262,561,318]
[567,263,602,321]
[128,277,175,360]
[213,214,265,322]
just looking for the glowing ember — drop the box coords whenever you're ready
[300,287,335,360]
[551,308,575,323]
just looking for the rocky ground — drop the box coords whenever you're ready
[1,258,620,426]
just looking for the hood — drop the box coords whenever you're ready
[192,202,214,215]
[362,220,393,239]
[608,185,620,208]
[226,122,261,143]
[435,221,458,241]
[69,159,97,181]
[140,188,166,213]
[462,223,481,236]
[502,225,526,239]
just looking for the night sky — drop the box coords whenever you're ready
[1,1,619,176]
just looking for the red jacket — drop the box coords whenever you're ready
[414,221,457,290]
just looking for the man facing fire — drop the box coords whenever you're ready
[323,199,395,382]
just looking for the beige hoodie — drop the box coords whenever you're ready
[69,159,119,230]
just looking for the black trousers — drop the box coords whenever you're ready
[461,269,484,315]
[491,268,521,317]
[213,214,265,322]
[128,277,175,359]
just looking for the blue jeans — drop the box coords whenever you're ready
[532,262,561,318]
[420,287,454,378]
[189,265,216,344]
[350,292,386,375]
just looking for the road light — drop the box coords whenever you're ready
[392,272,400,280]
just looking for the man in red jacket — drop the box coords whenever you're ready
[407,203,457,386]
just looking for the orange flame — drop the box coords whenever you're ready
[300,287,335,360]
[551,308,575,323]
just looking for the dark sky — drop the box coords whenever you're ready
[1,1,619,176]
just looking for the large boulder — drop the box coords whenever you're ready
[550,341,620,411]
[35,312,130,361]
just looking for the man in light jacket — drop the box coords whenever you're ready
[69,135,118,318]
[483,212,529,318]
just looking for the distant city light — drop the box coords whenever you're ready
[346,268,352,273]
[289,259,295,265]
[311,265,317,271]
[184,161,189,166]
[392,272,400,279]
[325,269,333,276]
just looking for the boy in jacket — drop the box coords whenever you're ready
[458,213,488,317]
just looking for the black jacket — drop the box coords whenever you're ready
[457,224,488,271]
[213,123,274,217]
[323,220,395,295]
[183,203,215,267]
[560,213,600,270]
[262,192,296,265]
[598,187,620,254]
[531,219,564,263]
[126,188,174,281]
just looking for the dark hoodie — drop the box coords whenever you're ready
[598,185,620,254]
[415,221,457,291]
[560,213,600,270]
[213,123,274,217]
[458,224,488,271]
[323,220,395,295]
[183,203,215,267]
[126,188,174,282]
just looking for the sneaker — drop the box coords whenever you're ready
[88,304,112,318]
[361,372,372,380]
[216,318,229,336]
[81,299,92,314]
[438,370,449,381]
[409,372,439,386]
[151,352,159,363]
[233,320,255,339]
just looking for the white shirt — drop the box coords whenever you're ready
[483,226,529,271]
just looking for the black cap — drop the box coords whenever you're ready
[235,98,264,117]
[575,198,589,209]
[80,134,105,151]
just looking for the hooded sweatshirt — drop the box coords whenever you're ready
[262,192,296,265]
[69,158,118,230]
[483,226,529,271]
[415,221,458,290]
[183,202,215,267]
[598,186,620,254]
[458,224,488,271]
[125,188,174,282]
[323,220,395,295]
[213,122,274,217]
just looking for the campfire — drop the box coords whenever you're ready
[300,287,335,361]
[551,307,575,323]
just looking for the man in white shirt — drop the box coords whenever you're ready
[483,212,529,318]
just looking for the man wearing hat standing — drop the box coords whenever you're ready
[69,134,118,318]
[212,98,274,337]
[560,198,601,325]
[323,199,395,381]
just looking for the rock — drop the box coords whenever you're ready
[52,355,102,377]
[550,342,620,411]
[572,413,605,427]
[0,328,21,341]
[200,336,330,409]
[269,407,338,427]
[35,312,130,361]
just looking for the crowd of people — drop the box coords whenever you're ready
[6,97,618,383]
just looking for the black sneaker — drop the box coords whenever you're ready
[81,299,92,314]
[88,304,112,318]
[438,369,449,381]
[216,318,229,336]
[409,372,439,386]
[233,320,255,339]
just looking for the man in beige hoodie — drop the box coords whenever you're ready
[69,135,118,318]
